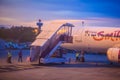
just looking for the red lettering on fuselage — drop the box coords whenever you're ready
[85,30,120,41]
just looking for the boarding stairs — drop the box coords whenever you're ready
[30,23,74,64]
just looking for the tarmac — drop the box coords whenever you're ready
[0,52,120,80]
[0,60,120,80]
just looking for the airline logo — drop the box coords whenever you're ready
[85,30,120,41]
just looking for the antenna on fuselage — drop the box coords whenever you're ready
[79,21,85,42]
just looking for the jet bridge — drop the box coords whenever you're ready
[30,23,74,64]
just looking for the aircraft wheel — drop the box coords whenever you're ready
[61,62,65,64]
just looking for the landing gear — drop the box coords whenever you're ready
[109,62,113,65]
[61,62,65,64]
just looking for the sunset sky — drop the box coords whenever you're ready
[0,0,120,27]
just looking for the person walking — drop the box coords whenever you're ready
[18,50,22,62]
[7,50,12,63]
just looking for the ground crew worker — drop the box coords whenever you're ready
[18,49,22,62]
[76,52,79,62]
[80,50,85,62]
[7,51,12,63]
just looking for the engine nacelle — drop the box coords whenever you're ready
[107,48,120,63]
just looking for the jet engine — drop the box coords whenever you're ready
[107,48,120,63]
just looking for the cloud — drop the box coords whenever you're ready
[49,18,120,27]
[0,0,120,26]
[0,17,16,25]
[0,17,15,21]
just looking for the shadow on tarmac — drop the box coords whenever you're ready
[0,64,41,73]
[31,62,120,68]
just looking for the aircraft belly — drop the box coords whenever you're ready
[61,43,107,54]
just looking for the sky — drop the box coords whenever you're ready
[0,0,120,27]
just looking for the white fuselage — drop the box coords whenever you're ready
[61,26,120,53]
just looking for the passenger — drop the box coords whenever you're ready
[7,50,12,63]
[36,19,43,33]
[18,49,22,62]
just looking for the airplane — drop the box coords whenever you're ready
[30,21,120,64]
[61,24,120,63]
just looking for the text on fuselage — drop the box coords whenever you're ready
[85,30,120,41]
